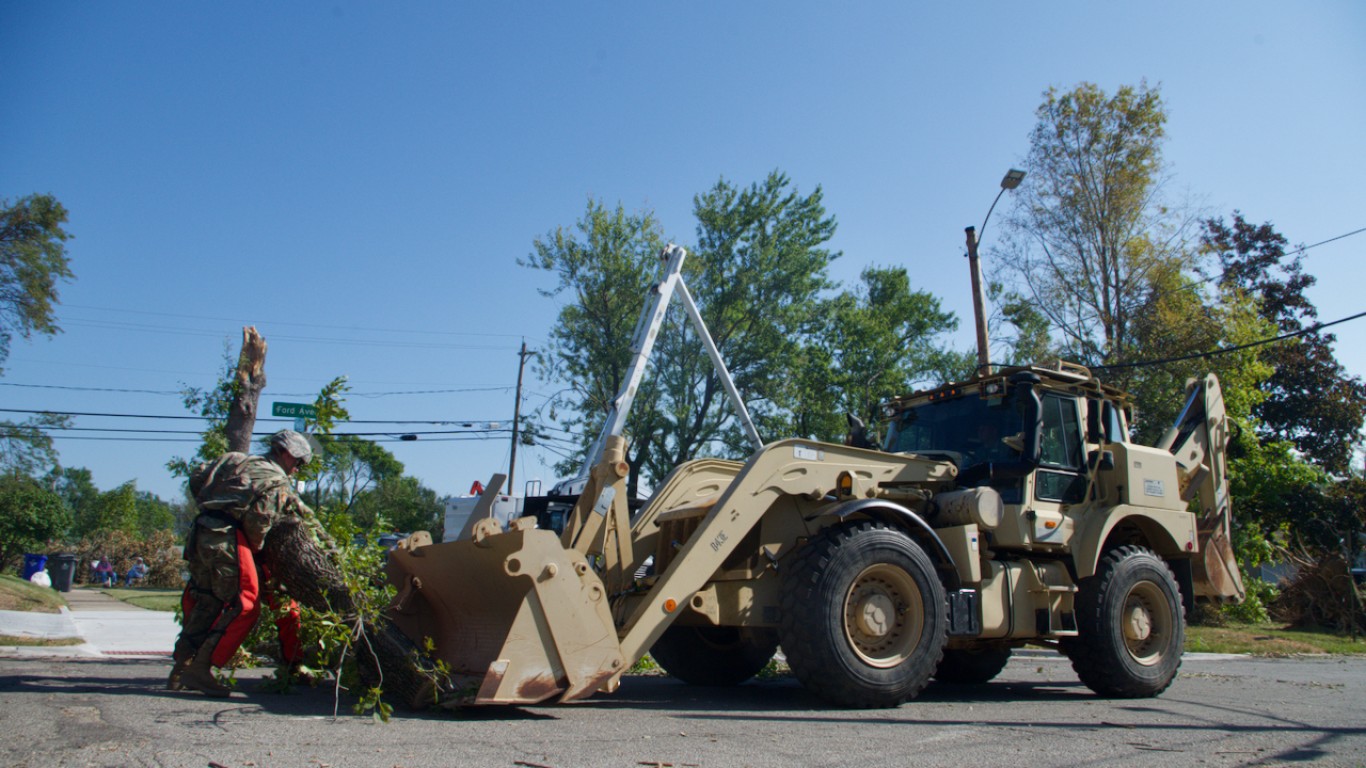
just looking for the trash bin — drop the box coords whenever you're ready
[22,554,48,581]
[47,553,79,593]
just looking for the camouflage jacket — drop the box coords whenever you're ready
[189,452,311,551]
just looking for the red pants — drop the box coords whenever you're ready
[181,529,303,667]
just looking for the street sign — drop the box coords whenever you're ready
[272,402,317,419]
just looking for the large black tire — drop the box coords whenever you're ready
[933,646,1012,684]
[780,520,947,708]
[1063,545,1185,698]
[649,625,779,686]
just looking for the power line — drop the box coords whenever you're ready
[1093,308,1366,372]
[5,433,516,445]
[11,425,512,437]
[0,381,512,398]
[0,407,512,425]
[1003,225,1366,332]
[0,382,183,395]
[1184,225,1366,291]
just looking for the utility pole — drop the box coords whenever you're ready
[964,226,991,374]
[964,168,1026,375]
[508,340,530,496]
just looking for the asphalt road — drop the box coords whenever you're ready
[2,652,1364,768]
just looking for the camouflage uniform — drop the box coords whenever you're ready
[173,452,309,669]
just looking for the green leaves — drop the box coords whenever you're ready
[1204,213,1366,473]
[0,195,75,473]
[795,266,960,441]
[0,194,74,373]
[528,172,968,487]
[0,474,71,569]
[1004,81,1180,369]
[0,412,69,476]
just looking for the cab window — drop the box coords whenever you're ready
[1036,394,1086,503]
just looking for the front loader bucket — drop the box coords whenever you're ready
[385,521,625,706]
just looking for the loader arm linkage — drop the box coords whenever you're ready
[385,438,954,706]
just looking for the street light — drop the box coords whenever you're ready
[964,168,1026,374]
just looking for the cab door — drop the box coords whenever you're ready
[1026,393,1086,546]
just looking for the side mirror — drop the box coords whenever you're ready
[844,413,879,450]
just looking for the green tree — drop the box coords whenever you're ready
[134,490,176,538]
[1124,262,1274,442]
[521,199,668,495]
[1000,82,1191,377]
[986,282,1055,367]
[88,482,141,538]
[0,473,71,571]
[0,412,69,476]
[795,266,961,442]
[310,438,404,512]
[641,171,838,483]
[1204,213,1366,473]
[46,465,100,537]
[0,195,75,474]
[350,475,443,539]
[0,194,73,371]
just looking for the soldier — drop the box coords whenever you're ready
[169,429,314,696]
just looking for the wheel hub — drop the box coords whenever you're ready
[856,593,895,637]
[843,564,924,668]
[1124,603,1153,643]
[1120,580,1172,666]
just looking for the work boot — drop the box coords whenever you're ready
[178,644,232,698]
[166,653,191,691]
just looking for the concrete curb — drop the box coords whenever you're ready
[0,606,82,639]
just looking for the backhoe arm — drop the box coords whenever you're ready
[1158,374,1245,602]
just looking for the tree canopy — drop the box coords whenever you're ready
[526,171,968,490]
[1204,213,1366,473]
[521,200,667,495]
[0,194,73,372]
[793,266,962,442]
[0,194,75,475]
[644,171,840,480]
[1000,82,1190,373]
[0,474,72,570]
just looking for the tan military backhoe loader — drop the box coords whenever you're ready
[385,247,1242,709]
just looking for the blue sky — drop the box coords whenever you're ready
[3,2,1363,501]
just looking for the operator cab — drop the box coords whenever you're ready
[882,363,1133,517]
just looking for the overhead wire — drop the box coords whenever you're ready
[1092,308,1366,372]
[996,225,1364,331]
[0,407,512,425]
[0,381,512,398]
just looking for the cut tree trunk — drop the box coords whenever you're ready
[226,326,268,453]
[261,517,444,709]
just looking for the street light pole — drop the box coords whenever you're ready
[965,168,1026,375]
[964,225,991,374]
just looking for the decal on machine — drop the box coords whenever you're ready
[794,445,825,461]
[593,486,617,516]
[1143,479,1165,497]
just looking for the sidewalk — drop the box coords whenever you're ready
[0,587,178,659]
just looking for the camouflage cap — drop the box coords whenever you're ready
[270,429,313,463]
